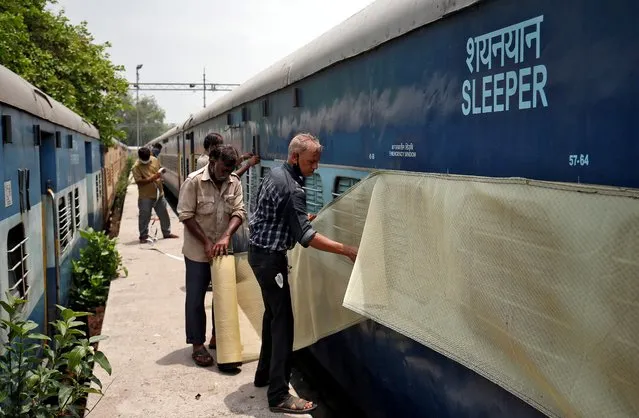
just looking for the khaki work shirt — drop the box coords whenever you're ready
[177,164,246,262]
[132,156,164,200]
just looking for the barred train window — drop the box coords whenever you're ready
[58,196,70,253]
[304,173,323,213]
[7,223,29,298]
[68,192,74,237]
[332,177,360,199]
[74,188,80,230]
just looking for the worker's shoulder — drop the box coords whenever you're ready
[186,167,206,181]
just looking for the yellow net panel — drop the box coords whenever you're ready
[217,171,639,418]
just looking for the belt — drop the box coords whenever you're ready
[249,244,286,255]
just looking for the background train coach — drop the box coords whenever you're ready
[0,64,129,337]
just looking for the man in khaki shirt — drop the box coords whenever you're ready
[176,144,247,368]
[131,147,178,243]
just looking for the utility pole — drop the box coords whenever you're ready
[135,64,143,147]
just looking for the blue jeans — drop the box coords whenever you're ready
[138,197,171,239]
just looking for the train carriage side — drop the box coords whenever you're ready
[247,1,638,417]
[0,64,102,336]
[145,0,639,416]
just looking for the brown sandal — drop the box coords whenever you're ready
[269,395,317,414]
[192,347,214,367]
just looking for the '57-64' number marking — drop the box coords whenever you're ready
[569,154,589,167]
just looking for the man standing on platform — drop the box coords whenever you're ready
[195,132,224,171]
[177,144,247,367]
[196,131,261,175]
[248,133,358,414]
[131,147,178,243]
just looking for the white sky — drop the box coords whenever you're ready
[54,0,375,125]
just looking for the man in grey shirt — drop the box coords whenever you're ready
[196,132,260,175]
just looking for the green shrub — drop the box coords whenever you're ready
[70,228,127,312]
[113,157,134,212]
[0,293,111,417]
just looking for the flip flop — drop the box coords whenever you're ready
[269,395,317,414]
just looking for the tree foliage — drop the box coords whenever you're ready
[117,94,174,146]
[0,0,129,146]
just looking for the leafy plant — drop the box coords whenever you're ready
[70,228,127,311]
[0,293,111,417]
[113,156,134,213]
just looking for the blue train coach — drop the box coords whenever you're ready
[0,64,109,335]
[148,0,638,416]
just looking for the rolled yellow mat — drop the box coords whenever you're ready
[211,255,242,366]
[234,254,265,363]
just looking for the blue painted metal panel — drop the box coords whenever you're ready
[45,266,58,326]
[1,106,44,219]
[27,292,47,336]
[309,321,544,418]
[255,0,639,189]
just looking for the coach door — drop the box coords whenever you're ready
[39,130,60,335]
[189,133,195,173]
[177,134,182,186]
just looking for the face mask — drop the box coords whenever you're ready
[152,149,160,157]
[139,158,151,165]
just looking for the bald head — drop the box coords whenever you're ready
[288,133,323,177]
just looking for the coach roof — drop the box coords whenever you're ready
[0,64,99,139]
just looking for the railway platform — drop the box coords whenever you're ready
[85,181,312,417]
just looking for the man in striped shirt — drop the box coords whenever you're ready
[248,133,358,414]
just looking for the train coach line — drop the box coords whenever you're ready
[85,182,312,417]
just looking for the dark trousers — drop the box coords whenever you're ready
[248,246,293,407]
[184,256,214,345]
[138,196,171,239]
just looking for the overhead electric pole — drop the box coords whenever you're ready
[135,64,143,147]
[128,77,240,110]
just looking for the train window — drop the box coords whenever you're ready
[262,99,270,117]
[241,107,249,122]
[67,134,73,149]
[67,192,75,237]
[74,188,81,231]
[33,124,41,146]
[7,223,29,298]
[226,113,233,126]
[246,166,269,214]
[304,173,323,213]
[1,115,12,144]
[58,196,70,253]
[55,131,62,148]
[332,177,360,199]
[293,87,301,108]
